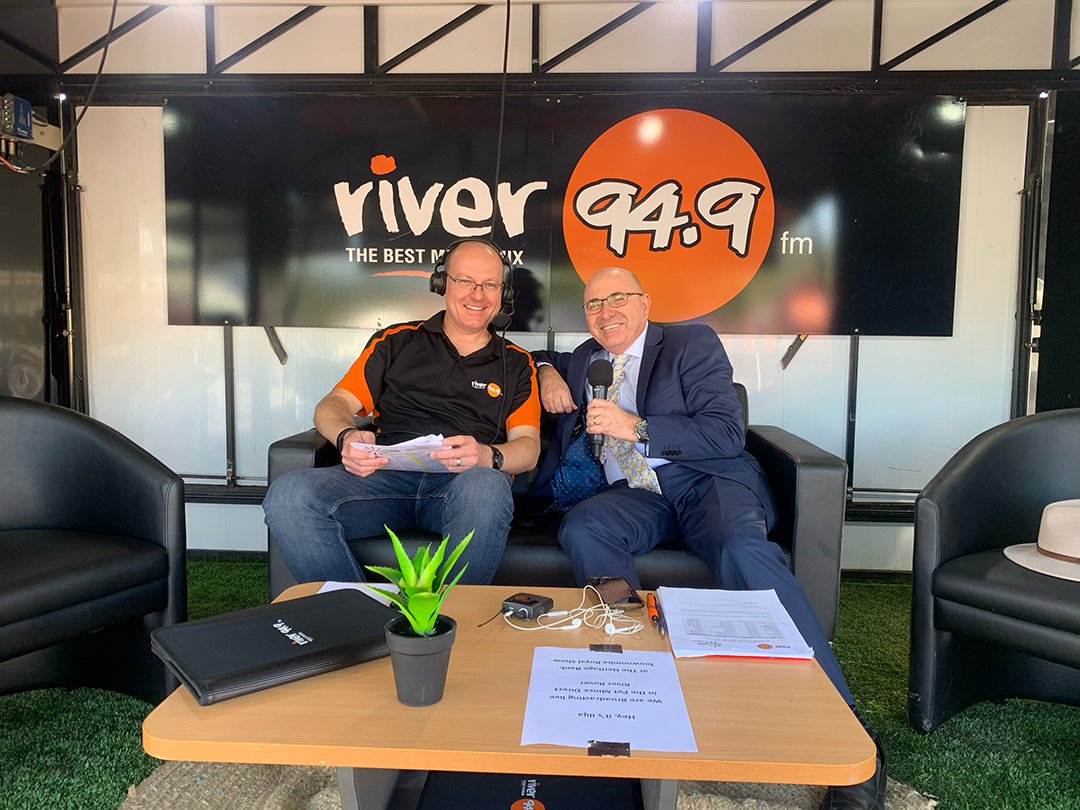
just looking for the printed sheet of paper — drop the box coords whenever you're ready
[317,581,399,607]
[657,587,814,660]
[349,434,448,473]
[520,647,697,752]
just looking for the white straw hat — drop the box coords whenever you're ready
[1003,499,1080,583]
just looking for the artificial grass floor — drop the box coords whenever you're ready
[1,561,1078,809]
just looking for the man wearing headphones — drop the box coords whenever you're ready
[264,239,540,586]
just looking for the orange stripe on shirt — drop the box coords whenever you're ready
[334,322,422,417]
[505,344,541,432]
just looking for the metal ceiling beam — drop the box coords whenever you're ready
[0,28,57,72]
[49,70,1080,103]
[212,6,324,74]
[540,3,655,73]
[379,5,490,73]
[711,0,836,73]
[880,0,1012,71]
[1053,0,1075,69]
[57,5,166,73]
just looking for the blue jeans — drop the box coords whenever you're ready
[263,466,513,586]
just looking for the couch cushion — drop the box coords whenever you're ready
[933,549,1080,636]
[0,530,169,626]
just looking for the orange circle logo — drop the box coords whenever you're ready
[486,382,502,398]
[563,109,774,322]
[510,800,545,810]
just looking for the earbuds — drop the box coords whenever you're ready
[500,587,643,635]
[552,619,582,631]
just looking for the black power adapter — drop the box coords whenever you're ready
[502,592,554,620]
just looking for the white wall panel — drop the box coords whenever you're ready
[79,107,227,478]
[723,335,849,456]
[186,502,268,553]
[852,105,1027,491]
[543,2,697,73]
[380,5,532,73]
[221,7,366,73]
[60,5,206,74]
[541,4,629,62]
[881,0,987,59]
[214,5,298,65]
[714,0,873,72]
[884,0,1054,70]
[1073,5,1080,63]
[233,326,371,480]
[840,524,914,571]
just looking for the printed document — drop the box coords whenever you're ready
[317,581,399,607]
[520,647,697,752]
[349,434,448,473]
[657,587,814,660]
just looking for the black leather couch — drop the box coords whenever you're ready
[909,408,1080,733]
[0,397,187,704]
[267,384,848,639]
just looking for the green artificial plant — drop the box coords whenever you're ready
[364,526,473,636]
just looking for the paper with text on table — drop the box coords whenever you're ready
[349,434,447,473]
[520,646,697,752]
[657,587,814,660]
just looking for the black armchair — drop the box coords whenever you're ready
[266,384,848,639]
[0,397,187,704]
[909,408,1080,733]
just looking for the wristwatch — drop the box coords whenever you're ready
[335,427,358,453]
[489,445,505,471]
[634,419,649,443]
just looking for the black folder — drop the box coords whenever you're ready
[151,589,397,705]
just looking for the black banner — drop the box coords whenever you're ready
[165,94,964,335]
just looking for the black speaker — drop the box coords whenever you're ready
[429,237,515,313]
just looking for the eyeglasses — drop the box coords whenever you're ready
[583,291,644,314]
[446,273,503,293]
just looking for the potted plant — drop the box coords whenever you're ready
[363,526,472,706]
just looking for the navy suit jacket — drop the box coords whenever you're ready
[530,322,771,509]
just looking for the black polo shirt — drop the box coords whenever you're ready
[336,311,539,446]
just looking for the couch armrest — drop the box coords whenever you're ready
[267,429,338,483]
[746,424,848,640]
[266,427,337,600]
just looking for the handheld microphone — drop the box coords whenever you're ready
[587,359,614,460]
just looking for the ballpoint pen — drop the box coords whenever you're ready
[646,593,667,638]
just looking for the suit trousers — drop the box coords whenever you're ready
[557,463,854,706]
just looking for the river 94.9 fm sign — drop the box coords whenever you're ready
[164,94,964,336]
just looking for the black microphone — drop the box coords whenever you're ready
[587,359,614,459]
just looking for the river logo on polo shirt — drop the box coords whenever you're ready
[563,108,774,323]
[472,380,503,397]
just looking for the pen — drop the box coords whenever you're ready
[647,593,667,638]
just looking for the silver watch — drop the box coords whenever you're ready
[634,419,649,443]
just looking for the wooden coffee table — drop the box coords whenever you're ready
[144,584,874,810]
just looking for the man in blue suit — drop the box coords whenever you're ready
[532,267,884,810]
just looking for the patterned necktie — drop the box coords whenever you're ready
[603,353,661,494]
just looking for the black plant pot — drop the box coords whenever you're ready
[384,615,457,707]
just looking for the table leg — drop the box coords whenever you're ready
[337,767,399,810]
[640,778,678,810]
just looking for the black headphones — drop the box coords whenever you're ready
[429,237,516,313]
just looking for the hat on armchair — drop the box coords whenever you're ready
[1004,499,1080,582]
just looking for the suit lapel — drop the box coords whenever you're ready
[568,338,600,407]
[560,338,600,450]
[637,323,662,414]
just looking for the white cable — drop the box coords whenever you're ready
[500,586,644,635]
